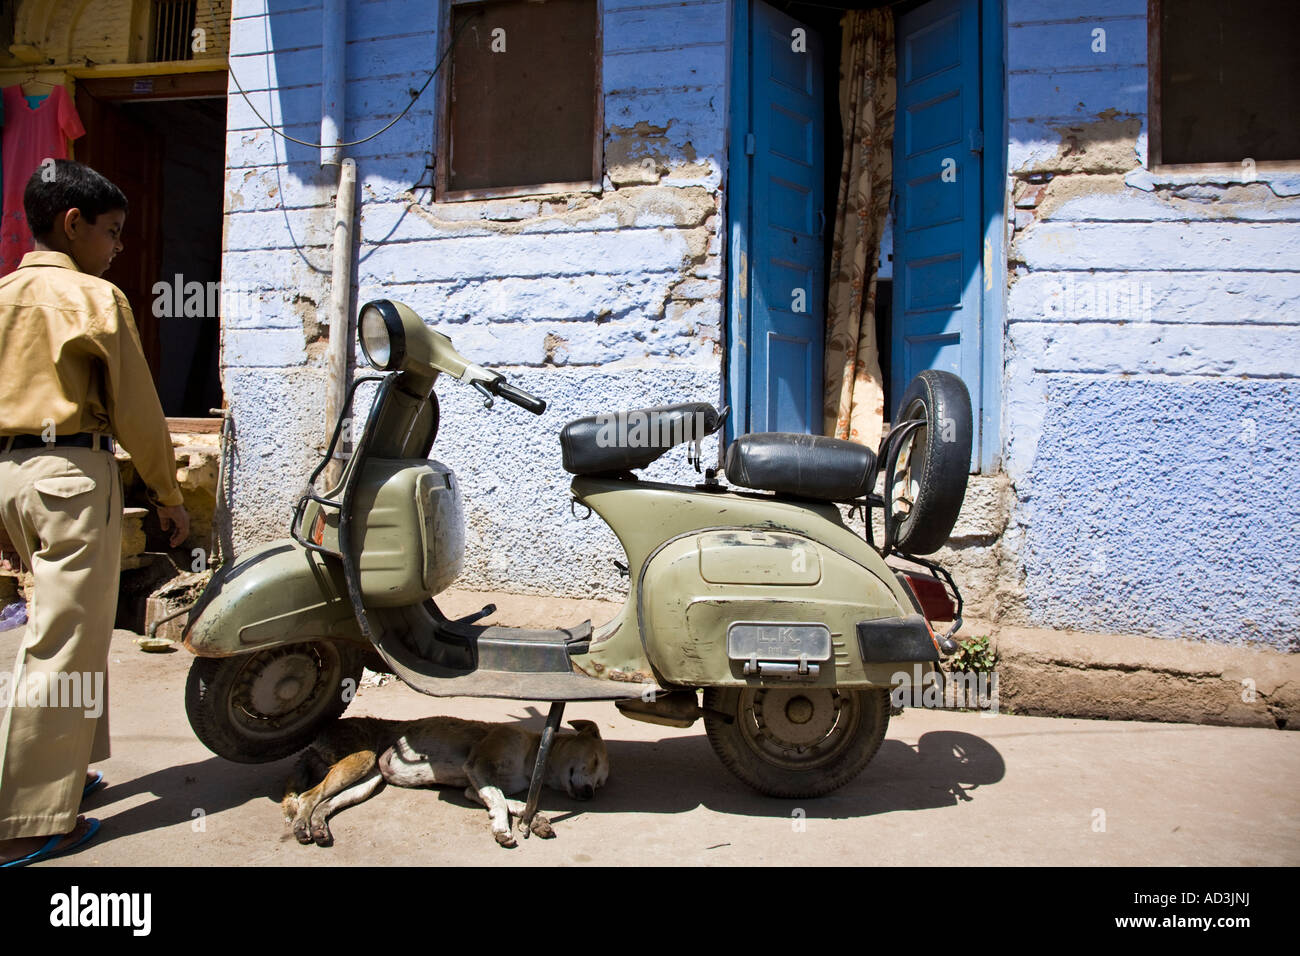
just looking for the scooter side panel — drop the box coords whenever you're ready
[639,533,911,686]
[570,478,929,686]
[181,539,363,657]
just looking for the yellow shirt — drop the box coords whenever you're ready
[0,251,183,507]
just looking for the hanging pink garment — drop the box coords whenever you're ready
[1,85,86,276]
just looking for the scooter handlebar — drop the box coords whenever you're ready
[490,379,547,415]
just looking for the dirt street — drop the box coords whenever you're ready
[3,625,1297,867]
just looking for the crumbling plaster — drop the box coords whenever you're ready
[221,0,730,596]
[997,1,1300,649]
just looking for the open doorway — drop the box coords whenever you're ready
[74,71,226,422]
[787,3,897,416]
[726,1,893,439]
[727,0,1003,469]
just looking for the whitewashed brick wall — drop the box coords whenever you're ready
[998,0,1300,649]
[222,0,729,599]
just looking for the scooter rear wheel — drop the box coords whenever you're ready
[702,686,890,798]
[185,641,364,763]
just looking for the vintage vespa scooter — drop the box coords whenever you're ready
[181,299,972,812]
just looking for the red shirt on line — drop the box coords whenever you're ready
[1,85,86,277]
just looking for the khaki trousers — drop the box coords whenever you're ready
[0,445,121,839]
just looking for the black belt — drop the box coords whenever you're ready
[0,432,116,453]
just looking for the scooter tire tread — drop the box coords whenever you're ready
[702,687,890,799]
[889,370,972,556]
[185,642,364,764]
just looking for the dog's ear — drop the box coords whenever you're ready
[568,719,600,737]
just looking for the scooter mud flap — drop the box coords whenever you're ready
[365,606,661,702]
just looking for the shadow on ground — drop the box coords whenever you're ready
[83,708,1006,846]
[588,729,1006,822]
[80,754,293,842]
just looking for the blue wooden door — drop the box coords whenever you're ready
[891,0,983,421]
[739,1,825,434]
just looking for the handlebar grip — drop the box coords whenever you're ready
[493,380,547,415]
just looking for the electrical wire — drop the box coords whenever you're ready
[225,11,480,150]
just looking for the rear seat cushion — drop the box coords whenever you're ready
[724,432,876,501]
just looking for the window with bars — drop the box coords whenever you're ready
[150,0,198,62]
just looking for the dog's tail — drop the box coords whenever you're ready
[281,758,311,822]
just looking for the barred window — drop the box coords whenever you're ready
[150,0,198,62]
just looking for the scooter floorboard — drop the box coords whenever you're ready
[373,620,660,702]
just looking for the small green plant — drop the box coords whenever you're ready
[947,634,996,673]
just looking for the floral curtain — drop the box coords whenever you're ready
[823,8,896,449]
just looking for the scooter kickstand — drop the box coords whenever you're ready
[519,701,565,837]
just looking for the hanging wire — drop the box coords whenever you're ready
[225,10,481,150]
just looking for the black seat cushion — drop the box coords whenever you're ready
[561,402,720,476]
[725,432,876,501]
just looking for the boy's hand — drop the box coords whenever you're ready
[0,524,22,573]
[157,504,190,548]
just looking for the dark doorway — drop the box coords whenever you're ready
[730,1,895,438]
[75,72,226,420]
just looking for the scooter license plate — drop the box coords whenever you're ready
[726,623,832,663]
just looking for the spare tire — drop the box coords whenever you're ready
[886,370,972,555]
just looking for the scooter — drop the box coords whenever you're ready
[181,299,972,812]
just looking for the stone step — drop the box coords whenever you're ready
[144,570,211,643]
[113,437,219,551]
[122,506,149,561]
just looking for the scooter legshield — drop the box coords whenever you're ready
[181,538,364,657]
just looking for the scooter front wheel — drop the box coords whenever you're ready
[185,641,365,763]
[702,686,890,798]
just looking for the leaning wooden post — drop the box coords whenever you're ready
[324,157,357,490]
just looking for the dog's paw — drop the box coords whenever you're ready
[529,814,555,839]
[311,825,334,847]
[493,828,518,849]
[293,822,313,845]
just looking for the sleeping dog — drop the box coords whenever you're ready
[282,715,608,848]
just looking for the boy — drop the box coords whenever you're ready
[0,160,189,866]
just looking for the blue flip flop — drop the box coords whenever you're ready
[82,771,105,801]
[0,818,101,868]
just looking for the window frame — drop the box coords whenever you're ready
[1147,0,1300,175]
[435,0,604,203]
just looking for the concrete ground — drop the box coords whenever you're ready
[3,614,1297,868]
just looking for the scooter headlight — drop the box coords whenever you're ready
[359,300,406,371]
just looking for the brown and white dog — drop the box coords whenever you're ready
[281,715,608,848]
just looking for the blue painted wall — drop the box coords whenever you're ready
[1002,0,1300,649]
[221,0,731,598]
[220,0,1300,649]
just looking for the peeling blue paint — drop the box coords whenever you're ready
[221,0,1300,643]
[221,0,731,586]
[1005,1,1300,647]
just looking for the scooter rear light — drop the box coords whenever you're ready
[310,511,326,546]
[902,572,957,624]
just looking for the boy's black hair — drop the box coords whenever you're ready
[24,160,128,239]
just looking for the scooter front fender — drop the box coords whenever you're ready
[181,539,364,657]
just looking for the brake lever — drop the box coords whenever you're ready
[471,381,495,409]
